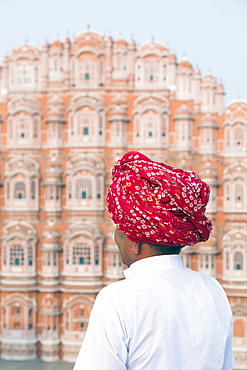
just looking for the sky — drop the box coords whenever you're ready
[0,0,246,104]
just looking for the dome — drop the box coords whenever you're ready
[178,158,192,171]
[198,113,218,128]
[43,156,63,184]
[42,40,49,49]
[202,74,216,84]
[128,38,136,48]
[114,38,127,47]
[50,39,63,50]
[178,57,192,69]
[174,104,194,120]
[193,67,201,76]
[111,92,127,106]
[64,37,71,46]
[46,94,66,123]
[109,93,129,122]
[41,221,61,244]
[199,161,218,180]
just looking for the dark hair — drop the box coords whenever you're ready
[138,242,184,255]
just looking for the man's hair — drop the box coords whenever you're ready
[138,242,183,255]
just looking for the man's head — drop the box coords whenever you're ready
[107,151,212,259]
[114,227,182,267]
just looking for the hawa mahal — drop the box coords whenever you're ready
[0,29,246,368]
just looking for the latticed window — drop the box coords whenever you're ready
[77,113,95,137]
[10,244,24,265]
[75,178,92,199]
[144,60,159,83]
[68,179,72,199]
[14,181,26,199]
[79,60,95,85]
[226,250,229,270]
[54,252,57,266]
[98,114,103,136]
[109,253,122,267]
[17,117,28,139]
[7,181,10,199]
[73,243,91,265]
[33,117,38,138]
[234,126,244,150]
[47,187,54,200]
[3,245,7,265]
[66,245,70,264]
[94,243,100,265]
[17,62,32,85]
[27,244,33,266]
[96,177,101,199]
[234,251,243,270]
[47,253,51,266]
[31,180,36,199]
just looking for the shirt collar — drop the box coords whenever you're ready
[123,254,184,279]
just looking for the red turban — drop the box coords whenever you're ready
[107,151,212,246]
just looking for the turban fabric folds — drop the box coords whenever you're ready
[107,152,212,246]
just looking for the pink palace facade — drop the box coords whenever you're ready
[0,30,246,369]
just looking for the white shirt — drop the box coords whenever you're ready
[74,255,235,370]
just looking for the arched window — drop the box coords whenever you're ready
[73,243,91,265]
[144,58,159,84]
[75,178,92,199]
[10,244,24,266]
[142,111,159,144]
[78,111,95,138]
[49,56,63,81]
[14,181,26,199]
[8,112,40,147]
[234,126,244,151]
[64,233,102,274]
[2,235,36,274]
[234,251,243,270]
[78,58,96,87]
[16,62,33,88]
[175,120,192,150]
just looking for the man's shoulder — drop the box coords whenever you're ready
[97,275,149,301]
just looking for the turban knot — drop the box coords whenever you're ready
[107,152,212,246]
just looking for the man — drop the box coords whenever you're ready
[74,151,235,370]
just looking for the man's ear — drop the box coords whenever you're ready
[131,241,142,255]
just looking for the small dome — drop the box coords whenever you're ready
[50,39,63,49]
[199,161,218,180]
[202,74,216,84]
[178,158,192,171]
[193,67,201,76]
[216,83,224,91]
[106,35,113,44]
[43,156,63,183]
[111,92,127,106]
[42,40,49,49]
[64,37,71,46]
[198,113,218,128]
[169,54,176,62]
[109,93,129,122]
[128,38,136,48]
[174,104,194,120]
[41,221,60,243]
[178,57,192,69]
[46,94,66,123]
[114,38,127,47]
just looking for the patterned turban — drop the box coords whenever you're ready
[107,151,212,246]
